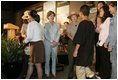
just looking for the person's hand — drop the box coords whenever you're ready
[23,40,26,44]
[104,43,108,48]
[96,42,99,47]
[73,50,78,57]
[95,27,100,33]
[108,47,112,52]
[19,42,24,46]
[52,41,58,48]
[22,34,27,38]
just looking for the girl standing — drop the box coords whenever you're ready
[24,10,45,79]
[97,5,112,79]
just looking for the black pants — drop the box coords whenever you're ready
[18,54,29,78]
[95,46,100,73]
[99,46,111,79]
[68,40,75,78]
[95,33,100,73]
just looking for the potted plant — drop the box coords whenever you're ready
[1,34,24,79]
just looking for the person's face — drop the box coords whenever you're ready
[109,5,116,15]
[99,8,104,17]
[27,14,33,22]
[71,15,78,22]
[97,3,104,11]
[48,14,55,22]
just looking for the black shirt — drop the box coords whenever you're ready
[73,20,95,67]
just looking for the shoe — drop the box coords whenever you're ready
[45,74,50,78]
[52,74,56,78]
[68,76,73,79]
[86,74,101,79]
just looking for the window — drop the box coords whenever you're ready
[57,5,69,25]
[43,1,56,24]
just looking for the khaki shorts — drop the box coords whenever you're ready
[76,66,95,79]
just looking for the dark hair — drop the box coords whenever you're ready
[80,5,90,16]
[23,19,28,24]
[97,1,106,16]
[101,5,112,23]
[30,10,40,23]
[64,22,69,24]
[47,11,56,19]
[109,1,117,8]
[98,1,105,6]
[95,1,106,27]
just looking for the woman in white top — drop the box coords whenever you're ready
[95,1,106,75]
[97,5,112,79]
[23,10,45,79]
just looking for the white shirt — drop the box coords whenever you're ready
[50,24,55,42]
[98,17,111,46]
[24,21,43,43]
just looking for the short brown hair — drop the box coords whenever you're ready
[47,11,56,19]
[109,1,117,8]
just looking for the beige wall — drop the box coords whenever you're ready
[70,1,85,14]
[69,1,85,23]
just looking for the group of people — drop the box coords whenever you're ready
[19,1,117,79]
[95,1,117,79]
[20,10,60,79]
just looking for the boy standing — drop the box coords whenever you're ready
[73,5,95,79]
